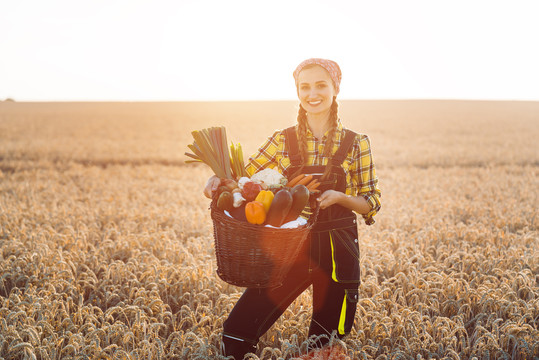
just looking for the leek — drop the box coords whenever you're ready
[185,126,246,180]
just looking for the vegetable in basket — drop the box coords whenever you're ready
[255,190,274,213]
[229,203,247,222]
[185,127,247,180]
[242,181,263,202]
[221,178,239,191]
[231,189,246,208]
[245,201,266,225]
[217,191,234,211]
[265,189,293,227]
[250,168,287,187]
[286,173,321,193]
[283,184,310,223]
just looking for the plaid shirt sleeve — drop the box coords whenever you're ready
[245,130,283,177]
[350,134,381,225]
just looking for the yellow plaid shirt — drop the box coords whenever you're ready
[245,120,381,225]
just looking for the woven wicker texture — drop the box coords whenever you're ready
[210,197,319,288]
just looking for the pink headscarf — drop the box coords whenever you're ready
[293,58,342,94]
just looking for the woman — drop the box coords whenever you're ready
[204,58,381,359]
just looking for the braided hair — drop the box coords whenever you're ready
[294,96,339,180]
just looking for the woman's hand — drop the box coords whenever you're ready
[317,190,344,209]
[203,175,221,199]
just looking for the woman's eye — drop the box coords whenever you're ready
[317,84,327,88]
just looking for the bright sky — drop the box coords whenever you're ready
[1,0,538,101]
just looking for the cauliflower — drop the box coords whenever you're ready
[237,177,251,190]
[251,168,285,186]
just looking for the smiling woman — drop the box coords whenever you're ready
[201,57,381,359]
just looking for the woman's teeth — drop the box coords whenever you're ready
[309,100,322,105]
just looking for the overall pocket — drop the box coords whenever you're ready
[338,288,359,335]
[329,226,360,283]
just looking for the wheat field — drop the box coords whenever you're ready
[0,100,538,359]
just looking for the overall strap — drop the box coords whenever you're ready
[283,126,302,166]
[330,129,357,166]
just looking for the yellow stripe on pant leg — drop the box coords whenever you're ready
[338,293,347,335]
[329,232,338,282]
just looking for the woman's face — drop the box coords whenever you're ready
[296,65,336,115]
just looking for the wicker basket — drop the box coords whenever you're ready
[210,197,319,288]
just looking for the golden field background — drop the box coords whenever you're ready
[0,100,538,359]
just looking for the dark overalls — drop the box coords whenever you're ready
[222,127,361,359]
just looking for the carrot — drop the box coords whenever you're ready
[287,174,305,187]
[307,180,320,190]
[297,174,313,186]
[305,178,317,188]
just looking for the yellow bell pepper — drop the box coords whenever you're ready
[255,190,274,213]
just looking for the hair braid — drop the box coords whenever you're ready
[321,97,339,180]
[293,104,308,178]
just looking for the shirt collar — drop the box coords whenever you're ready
[303,119,344,141]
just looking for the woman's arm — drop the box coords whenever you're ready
[345,133,381,224]
[317,191,372,213]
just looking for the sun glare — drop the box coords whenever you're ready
[0,0,538,101]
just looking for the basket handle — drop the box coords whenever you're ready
[209,192,222,215]
[307,194,321,226]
